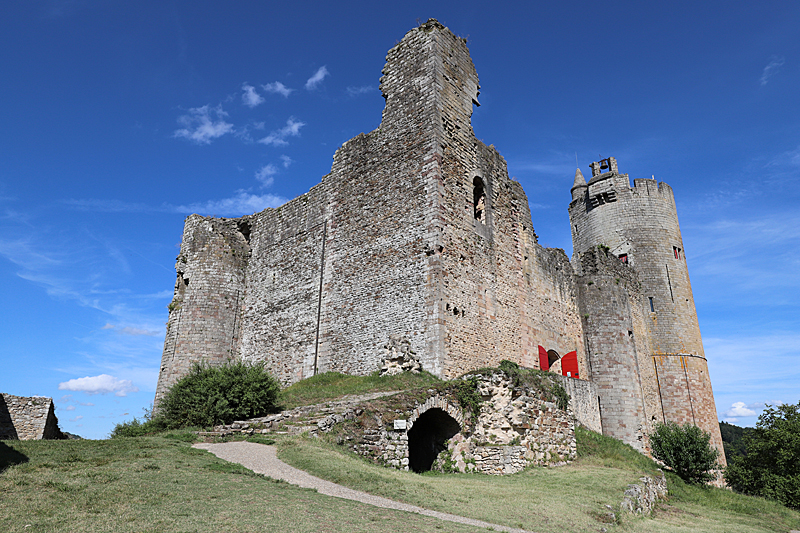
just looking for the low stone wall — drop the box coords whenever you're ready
[551,374,601,433]
[0,394,64,440]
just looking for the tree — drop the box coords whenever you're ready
[725,402,800,509]
[649,421,720,484]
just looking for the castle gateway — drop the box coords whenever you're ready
[155,20,724,462]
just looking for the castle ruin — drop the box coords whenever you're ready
[155,20,725,463]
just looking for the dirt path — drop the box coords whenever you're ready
[194,441,535,533]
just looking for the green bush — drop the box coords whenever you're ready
[156,361,281,429]
[649,421,720,484]
[110,416,168,438]
[725,402,800,509]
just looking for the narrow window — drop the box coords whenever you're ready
[473,177,486,224]
[673,246,682,259]
[618,253,628,264]
[648,297,655,312]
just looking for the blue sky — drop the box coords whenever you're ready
[1,1,798,439]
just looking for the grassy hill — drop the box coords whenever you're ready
[2,373,799,532]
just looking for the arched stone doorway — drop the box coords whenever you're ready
[407,407,461,472]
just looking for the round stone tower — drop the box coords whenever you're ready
[569,157,725,464]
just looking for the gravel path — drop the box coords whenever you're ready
[194,441,535,533]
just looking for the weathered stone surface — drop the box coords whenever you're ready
[379,336,422,376]
[619,470,667,514]
[0,394,64,440]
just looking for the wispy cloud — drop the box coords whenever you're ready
[280,155,293,168]
[686,211,800,301]
[255,164,278,186]
[102,324,160,336]
[174,190,286,216]
[257,117,305,146]
[263,81,294,98]
[346,85,374,97]
[58,374,139,396]
[173,105,234,144]
[241,83,264,108]
[305,66,329,90]
[760,56,785,86]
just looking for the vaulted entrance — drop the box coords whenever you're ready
[407,408,461,472]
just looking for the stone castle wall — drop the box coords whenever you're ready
[0,394,63,440]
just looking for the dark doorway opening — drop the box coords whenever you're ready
[407,408,461,473]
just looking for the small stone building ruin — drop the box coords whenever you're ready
[0,394,64,440]
[157,20,725,465]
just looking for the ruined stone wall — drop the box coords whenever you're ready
[155,20,590,396]
[236,185,329,384]
[155,215,250,404]
[344,373,576,475]
[551,373,602,433]
[576,249,650,452]
[0,394,63,440]
[428,21,586,379]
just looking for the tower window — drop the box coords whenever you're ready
[618,254,628,264]
[473,177,486,224]
[673,246,682,259]
[648,297,655,312]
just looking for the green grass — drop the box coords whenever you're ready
[275,428,800,533]
[0,437,483,533]
[279,371,442,409]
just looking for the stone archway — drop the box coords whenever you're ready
[407,408,461,472]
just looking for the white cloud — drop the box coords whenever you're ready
[257,117,305,146]
[255,164,278,186]
[241,83,264,108]
[175,190,287,216]
[760,56,785,86]
[61,405,76,411]
[346,85,374,96]
[305,66,329,90]
[262,81,294,97]
[725,402,757,418]
[173,105,234,144]
[281,155,293,168]
[58,374,139,396]
[69,415,84,422]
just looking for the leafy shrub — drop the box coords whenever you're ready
[157,361,280,429]
[453,375,483,420]
[110,416,168,438]
[725,402,800,509]
[649,421,720,484]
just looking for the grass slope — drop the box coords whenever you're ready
[279,371,441,410]
[277,428,800,533]
[0,435,479,533]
